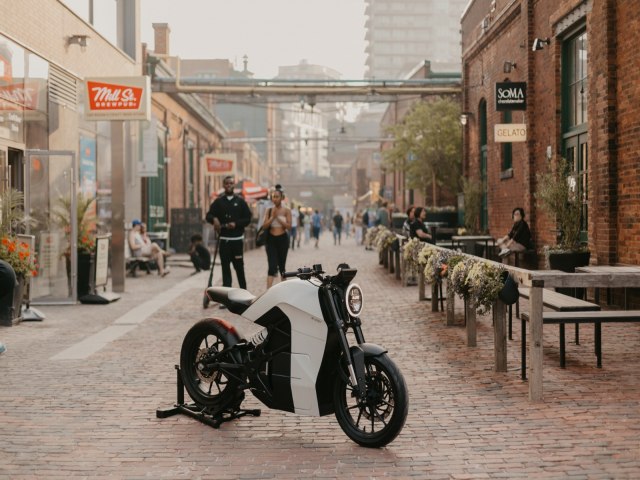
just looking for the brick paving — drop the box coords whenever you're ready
[1,232,639,479]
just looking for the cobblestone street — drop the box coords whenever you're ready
[1,235,639,479]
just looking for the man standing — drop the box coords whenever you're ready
[206,176,252,295]
[332,210,344,245]
[290,203,299,250]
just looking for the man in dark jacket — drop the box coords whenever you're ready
[205,176,252,290]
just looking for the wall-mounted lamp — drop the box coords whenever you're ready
[503,61,517,73]
[67,34,89,50]
[532,37,550,51]
[460,112,472,126]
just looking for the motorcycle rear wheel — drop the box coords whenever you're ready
[180,319,244,409]
[333,353,408,448]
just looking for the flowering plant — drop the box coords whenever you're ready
[364,225,383,249]
[417,244,436,267]
[402,237,424,275]
[53,193,96,257]
[423,248,453,284]
[375,228,397,253]
[467,261,505,314]
[0,236,38,278]
[449,258,476,299]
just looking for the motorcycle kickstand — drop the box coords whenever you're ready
[156,365,261,429]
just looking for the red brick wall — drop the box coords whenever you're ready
[463,0,640,275]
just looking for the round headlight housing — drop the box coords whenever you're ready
[345,284,364,317]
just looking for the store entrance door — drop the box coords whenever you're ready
[25,150,78,304]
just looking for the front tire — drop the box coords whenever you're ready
[180,319,244,409]
[333,353,408,448]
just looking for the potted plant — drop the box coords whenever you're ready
[536,156,590,272]
[52,193,96,297]
[0,189,38,325]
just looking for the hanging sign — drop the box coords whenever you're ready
[494,123,527,142]
[85,76,150,121]
[203,153,236,175]
[495,82,527,111]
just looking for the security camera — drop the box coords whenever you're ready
[532,37,550,51]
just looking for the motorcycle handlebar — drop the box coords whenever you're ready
[283,265,325,280]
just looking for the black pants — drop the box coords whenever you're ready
[219,239,246,289]
[190,253,209,272]
[266,233,289,277]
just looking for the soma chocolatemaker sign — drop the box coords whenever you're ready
[495,82,526,111]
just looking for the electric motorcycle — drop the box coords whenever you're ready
[180,263,409,448]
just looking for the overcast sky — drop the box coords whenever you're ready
[140,0,367,79]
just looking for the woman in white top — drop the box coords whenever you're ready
[261,185,291,288]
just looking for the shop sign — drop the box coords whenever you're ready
[494,123,527,143]
[204,153,236,175]
[85,76,150,121]
[495,82,526,111]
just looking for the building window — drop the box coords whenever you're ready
[562,27,588,242]
[564,30,588,129]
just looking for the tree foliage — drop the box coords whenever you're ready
[382,98,461,206]
[536,156,583,251]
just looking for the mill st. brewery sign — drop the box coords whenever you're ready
[495,82,526,111]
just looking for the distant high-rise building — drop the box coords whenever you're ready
[364,0,467,79]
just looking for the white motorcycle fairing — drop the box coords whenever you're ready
[242,279,332,416]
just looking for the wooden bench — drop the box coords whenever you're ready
[512,287,600,379]
[521,310,640,375]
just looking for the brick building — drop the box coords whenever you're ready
[461,0,639,272]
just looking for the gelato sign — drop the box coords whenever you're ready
[494,124,527,143]
[85,76,150,121]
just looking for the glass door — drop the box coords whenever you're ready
[25,150,77,304]
[564,133,588,243]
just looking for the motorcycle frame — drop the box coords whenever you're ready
[200,271,383,416]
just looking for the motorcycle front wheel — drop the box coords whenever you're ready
[180,319,244,409]
[333,353,408,448]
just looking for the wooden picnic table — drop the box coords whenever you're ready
[450,235,495,258]
[423,244,640,403]
[575,265,640,307]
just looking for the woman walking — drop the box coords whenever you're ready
[262,185,292,288]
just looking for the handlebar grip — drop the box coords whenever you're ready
[283,271,299,278]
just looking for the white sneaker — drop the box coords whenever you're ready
[498,248,511,257]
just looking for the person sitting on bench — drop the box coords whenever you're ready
[128,219,170,277]
[497,207,532,258]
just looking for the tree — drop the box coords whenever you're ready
[383,98,461,207]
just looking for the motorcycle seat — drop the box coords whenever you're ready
[206,287,257,314]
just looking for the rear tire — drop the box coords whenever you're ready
[180,319,244,409]
[333,353,408,448]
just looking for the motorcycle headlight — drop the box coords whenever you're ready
[345,284,363,317]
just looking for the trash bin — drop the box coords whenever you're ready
[148,222,171,251]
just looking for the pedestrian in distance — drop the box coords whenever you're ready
[261,185,291,289]
[376,201,390,227]
[128,219,169,277]
[312,209,322,248]
[188,233,211,275]
[303,207,311,245]
[497,207,533,258]
[297,206,305,248]
[345,212,352,239]
[290,202,299,251]
[205,176,252,300]
[332,210,344,245]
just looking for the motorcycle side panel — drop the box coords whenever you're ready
[243,279,328,416]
